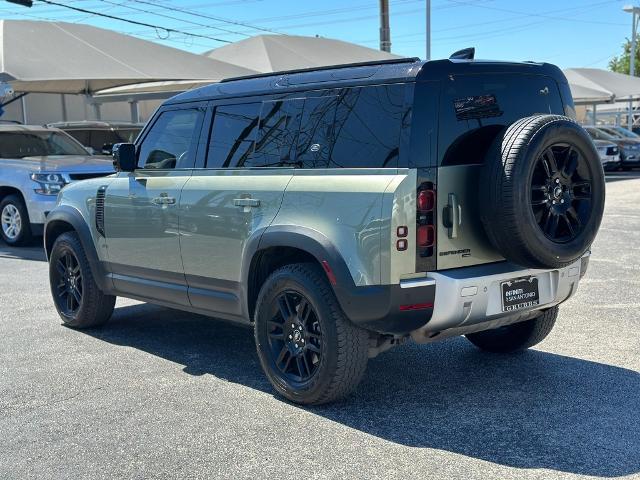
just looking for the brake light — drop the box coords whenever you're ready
[417,190,435,211]
[416,182,436,260]
[417,225,435,247]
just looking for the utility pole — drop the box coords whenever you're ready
[426,0,431,60]
[379,0,391,52]
[624,5,640,128]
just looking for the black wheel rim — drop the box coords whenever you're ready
[266,290,322,384]
[53,250,83,316]
[531,143,593,243]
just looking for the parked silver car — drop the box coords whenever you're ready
[584,126,640,170]
[592,139,621,171]
[0,125,114,246]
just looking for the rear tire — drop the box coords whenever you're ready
[49,232,115,328]
[0,194,33,246]
[465,306,558,353]
[254,263,369,405]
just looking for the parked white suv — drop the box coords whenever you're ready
[0,125,115,246]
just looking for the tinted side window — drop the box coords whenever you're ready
[208,103,260,168]
[297,85,405,168]
[245,98,304,167]
[138,107,204,169]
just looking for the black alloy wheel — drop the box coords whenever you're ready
[266,290,322,384]
[531,143,593,243]
[52,248,83,316]
[254,263,369,405]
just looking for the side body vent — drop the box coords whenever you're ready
[95,186,107,237]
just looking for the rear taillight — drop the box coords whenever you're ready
[417,182,436,258]
[417,190,435,211]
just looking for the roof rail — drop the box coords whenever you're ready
[219,57,421,83]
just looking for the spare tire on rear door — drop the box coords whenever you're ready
[480,115,605,269]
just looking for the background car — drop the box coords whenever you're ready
[0,125,114,246]
[597,125,640,140]
[584,126,640,170]
[46,121,143,155]
[591,139,621,171]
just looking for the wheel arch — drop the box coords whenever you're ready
[243,226,358,321]
[45,206,112,293]
[0,186,26,204]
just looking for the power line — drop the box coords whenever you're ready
[445,0,627,27]
[93,0,252,38]
[129,0,282,35]
[35,0,232,43]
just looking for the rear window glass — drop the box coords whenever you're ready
[439,74,564,166]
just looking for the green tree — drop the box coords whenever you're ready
[609,39,640,75]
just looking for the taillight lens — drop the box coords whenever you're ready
[416,182,436,260]
[417,190,435,211]
[417,225,435,247]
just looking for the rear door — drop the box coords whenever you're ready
[434,73,565,269]
[103,103,206,306]
[179,100,297,319]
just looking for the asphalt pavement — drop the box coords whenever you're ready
[1,172,639,480]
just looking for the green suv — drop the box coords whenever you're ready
[45,56,605,405]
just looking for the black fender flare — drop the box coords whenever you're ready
[44,206,113,293]
[241,225,395,327]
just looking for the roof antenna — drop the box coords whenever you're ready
[450,47,475,60]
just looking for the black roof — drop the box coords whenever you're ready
[166,58,566,105]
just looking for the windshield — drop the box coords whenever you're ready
[597,127,625,139]
[610,126,640,139]
[586,127,617,141]
[0,131,88,158]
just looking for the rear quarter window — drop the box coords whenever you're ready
[438,74,564,166]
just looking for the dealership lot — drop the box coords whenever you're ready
[1,173,639,480]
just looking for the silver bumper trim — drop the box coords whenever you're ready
[409,257,584,343]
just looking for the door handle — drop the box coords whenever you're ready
[233,198,260,212]
[152,193,176,206]
[444,193,462,239]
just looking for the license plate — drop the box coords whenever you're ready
[501,277,539,312]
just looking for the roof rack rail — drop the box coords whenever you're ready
[219,57,421,83]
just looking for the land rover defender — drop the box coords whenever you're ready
[45,55,605,405]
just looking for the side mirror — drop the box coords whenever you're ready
[112,143,136,172]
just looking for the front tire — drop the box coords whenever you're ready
[465,306,559,353]
[49,232,116,328]
[254,263,369,405]
[0,194,32,246]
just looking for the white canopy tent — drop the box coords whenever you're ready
[204,34,402,73]
[0,20,255,122]
[564,68,640,126]
[96,34,401,98]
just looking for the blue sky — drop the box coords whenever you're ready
[0,0,634,70]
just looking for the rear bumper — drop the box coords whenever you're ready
[338,255,587,337]
[409,256,586,343]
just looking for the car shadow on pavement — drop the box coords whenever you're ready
[89,303,640,478]
[605,170,640,182]
[0,241,46,262]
